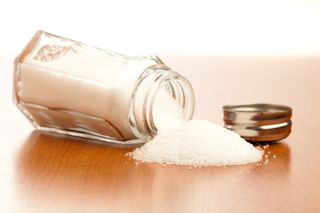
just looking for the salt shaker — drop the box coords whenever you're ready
[13,31,195,144]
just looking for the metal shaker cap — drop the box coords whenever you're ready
[223,103,292,142]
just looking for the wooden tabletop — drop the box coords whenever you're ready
[1,55,320,213]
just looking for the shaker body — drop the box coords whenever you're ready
[14,31,163,143]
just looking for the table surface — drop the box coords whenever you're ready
[1,55,320,213]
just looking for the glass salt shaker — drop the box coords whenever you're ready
[13,31,195,144]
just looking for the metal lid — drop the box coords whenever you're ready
[223,103,292,142]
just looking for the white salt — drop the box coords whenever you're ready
[20,33,263,166]
[129,119,263,167]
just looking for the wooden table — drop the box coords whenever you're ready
[1,55,320,213]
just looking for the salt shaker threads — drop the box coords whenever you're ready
[13,31,195,144]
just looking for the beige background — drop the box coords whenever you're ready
[1,0,320,56]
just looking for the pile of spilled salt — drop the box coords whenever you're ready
[129,119,263,167]
[127,84,263,167]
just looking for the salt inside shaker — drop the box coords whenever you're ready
[13,31,195,144]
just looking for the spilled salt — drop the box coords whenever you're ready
[129,119,263,167]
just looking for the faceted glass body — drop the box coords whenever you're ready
[14,31,194,144]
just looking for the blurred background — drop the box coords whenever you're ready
[1,0,320,131]
[0,0,320,56]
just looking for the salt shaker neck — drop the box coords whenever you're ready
[128,64,195,140]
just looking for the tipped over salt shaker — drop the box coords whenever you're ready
[13,31,195,144]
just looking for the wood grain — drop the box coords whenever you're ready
[1,55,320,213]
